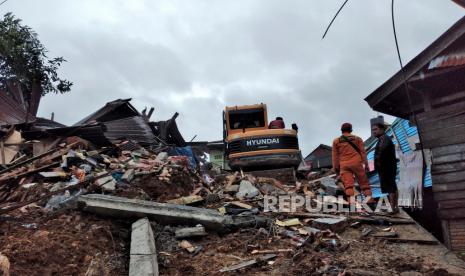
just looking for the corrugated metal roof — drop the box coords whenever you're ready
[365,15,465,117]
[74,98,140,126]
[366,118,432,197]
[428,53,465,69]
[103,116,157,146]
[0,89,36,126]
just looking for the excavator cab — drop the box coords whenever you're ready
[223,104,301,171]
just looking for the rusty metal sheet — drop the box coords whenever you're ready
[0,89,36,126]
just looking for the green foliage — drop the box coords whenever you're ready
[0,12,72,96]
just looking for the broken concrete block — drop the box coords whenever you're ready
[236,180,260,199]
[312,217,347,233]
[95,175,116,191]
[224,184,239,193]
[102,180,116,191]
[155,152,168,162]
[78,194,223,231]
[122,169,135,183]
[175,225,207,239]
[95,175,113,185]
[320,177,340,196]
[129,218,159,276]
[78,194,269,233]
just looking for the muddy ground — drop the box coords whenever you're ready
[0,208,130,276]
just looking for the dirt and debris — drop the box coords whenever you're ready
[0,209,129,275]
[1,99,465,275]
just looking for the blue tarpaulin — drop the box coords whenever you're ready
[170,146,197,169]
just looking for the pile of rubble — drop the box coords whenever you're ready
[1,99,465,275]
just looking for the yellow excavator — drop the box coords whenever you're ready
[223,103,302,171]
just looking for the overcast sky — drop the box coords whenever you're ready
[2,1,463,154]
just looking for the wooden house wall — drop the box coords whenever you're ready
[416,99,465,250]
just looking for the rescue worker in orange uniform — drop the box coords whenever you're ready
[332,123,373,202]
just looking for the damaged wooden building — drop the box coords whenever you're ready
[365,15,465,250]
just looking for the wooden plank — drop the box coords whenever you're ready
[0,162,60,183]
[0,141,5,165]
[381,238,438,245]
[441,220,452,249]
[421,124,465,142]
[416,100,465,122]
[438,199,465,209]
[433,152,465,165]
[450,219,465,227]
[432,161,465,174]
[433,181,465,192]
[417,108,465,127]
[432,170,465,184]
[423,135,465,149]
[434,190,465,201]
[419,115,465,134]
[431,143,465,158]
[438,208,465,219]
[449,220,465,239]
[452,246,465,251]
[423,91,432,112]
[450,229,465,234]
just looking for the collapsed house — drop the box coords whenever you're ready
[365,15,465,250]
[21,98,186,150]
[303,144,333,172]
[1,40,465,274]
[0,93,464,274]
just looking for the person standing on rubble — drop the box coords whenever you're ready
[332,123,374,203]
[269,117,285,129]
[372,123,399,213]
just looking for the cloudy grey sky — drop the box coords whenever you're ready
[2,0,463,154]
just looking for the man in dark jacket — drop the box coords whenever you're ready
[372,123,398,213]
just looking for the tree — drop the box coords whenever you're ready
[0,12,72,99]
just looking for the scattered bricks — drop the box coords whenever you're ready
[175,225,207,239]
[236,180,260,199]
[122,169,135,183]
[129,218,159,276]
[312,217,348,233]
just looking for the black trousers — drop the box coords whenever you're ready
[379,170,397,194]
